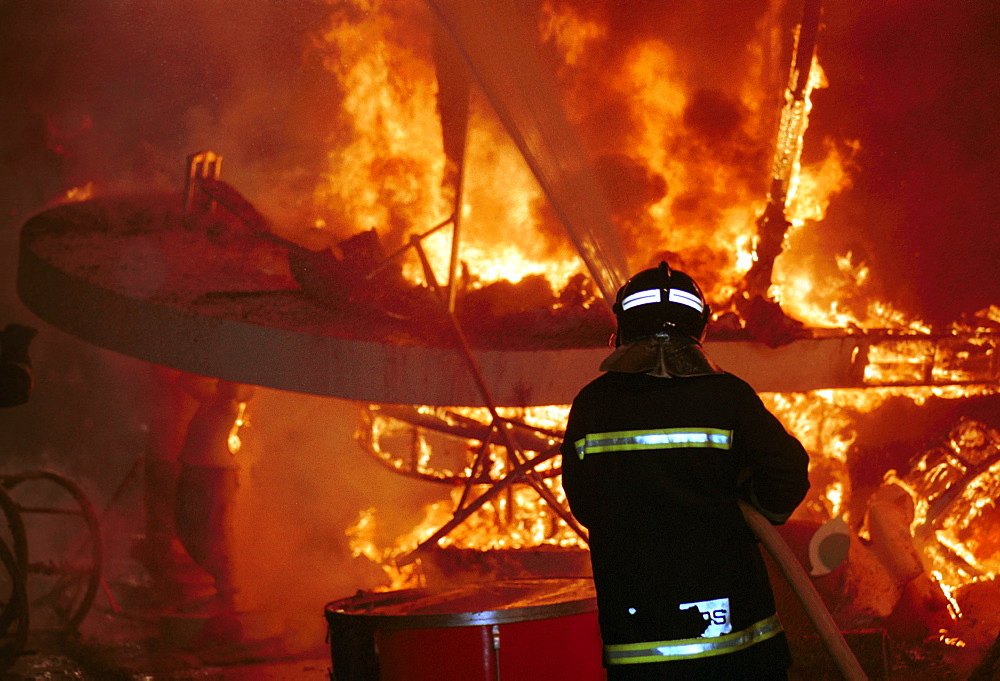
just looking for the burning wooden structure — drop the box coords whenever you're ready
[11,0,1000,676]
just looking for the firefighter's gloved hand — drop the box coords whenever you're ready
[1,324,37,363]
[739,475,794,525]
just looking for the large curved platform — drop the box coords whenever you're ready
[18,196,949,406]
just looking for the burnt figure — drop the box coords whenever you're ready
[174,378,253,614]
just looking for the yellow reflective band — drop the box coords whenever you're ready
[604,614,782,665]
[575,428,733,460]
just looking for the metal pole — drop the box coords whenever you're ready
[446,88,471,313]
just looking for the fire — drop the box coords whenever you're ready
[227,401,249,455]
[351,403,583,589]
[303,1,1000,641]
[296,0,897,340]
[306,0,588,292]
[352,385,1000,599]
[308,0,450,273]
[303,1,818,302]
[55,182,95,204]
[455,106,583,290]
[878,418,1000,598]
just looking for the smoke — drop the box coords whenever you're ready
[0,0,446,654]
[802,1,1000,325]
[0,0,997,654]
[229,387,446,651]
[0,0,340,219]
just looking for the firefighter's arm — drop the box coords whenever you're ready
[737,387,810,524]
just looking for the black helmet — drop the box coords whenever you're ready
[612,262,710,345]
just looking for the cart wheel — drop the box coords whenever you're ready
[0,538,29,675]
[2,470,103,633]
[0,486,28,634]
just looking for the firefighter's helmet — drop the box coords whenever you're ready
[612,261,710,345]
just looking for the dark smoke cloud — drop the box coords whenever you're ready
[0,0,338,215]
[807,0,1000,325]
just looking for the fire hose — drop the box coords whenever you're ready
[740,501,868,681]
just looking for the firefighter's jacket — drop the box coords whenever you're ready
[561,370,810,679]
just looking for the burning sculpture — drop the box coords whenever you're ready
[9,0,1000,676]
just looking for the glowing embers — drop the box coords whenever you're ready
[862,334,1000,387]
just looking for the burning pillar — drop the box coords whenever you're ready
[184,150,223,214]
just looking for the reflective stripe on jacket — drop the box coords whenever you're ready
[604,613,783,665]
[574,427,733,459]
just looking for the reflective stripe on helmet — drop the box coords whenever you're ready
[604,613,782,665]
[621,288,661,310]
[668,288,704,312]
[621,287,704,314]
[573,427,733,459]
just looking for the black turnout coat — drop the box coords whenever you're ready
[561,370,810,680]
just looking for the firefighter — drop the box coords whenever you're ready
[560,262,810,680]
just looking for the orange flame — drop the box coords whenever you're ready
[318,4,1000,609]
[55,182,95,205]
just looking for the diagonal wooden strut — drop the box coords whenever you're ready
[366,231,588,567]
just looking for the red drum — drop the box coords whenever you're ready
[325,578,605,681]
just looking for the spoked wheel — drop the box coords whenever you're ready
[0,538,29,675]
[1,470,103,633]
[0,486,28,633]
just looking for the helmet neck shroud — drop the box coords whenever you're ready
[599,334,722,377]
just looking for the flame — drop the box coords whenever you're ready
[455,106,583,290]
[227,401,249,455]
[306,0,590,292]
[55,182,95,204]
[298,0,924,347]
[876,418,1000,601]
[301,2,808,304]
[309,0,450,265]
[348,477,586,591]
[350,403,584,588]
[353,384,1000,599]
[319,5,1000,612]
